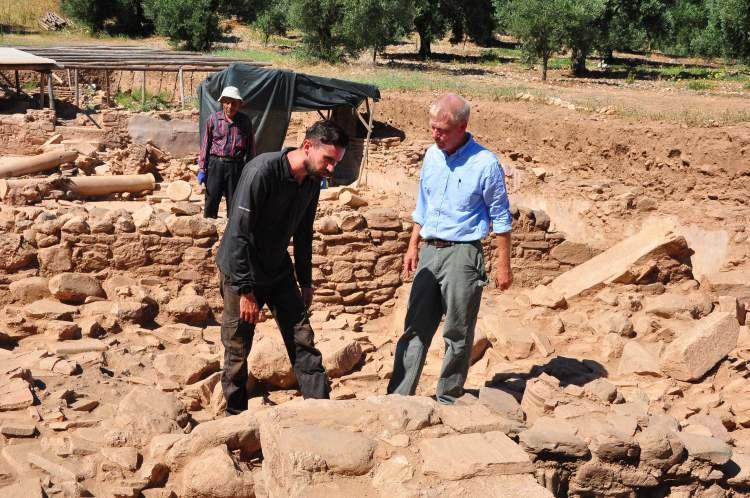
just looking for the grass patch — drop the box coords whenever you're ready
[115,89,173,111]
[614,104,750,126]
[686,80,713,91]
[0,0,59,31]
[212,47,288,65]
[546,58,569,70]
[343,68,532,101]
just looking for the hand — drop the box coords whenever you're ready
[301,287,314,309]
[494,265,513,291]
[197,169,206,185]
[402,246,419,279]
[239,292,262,323]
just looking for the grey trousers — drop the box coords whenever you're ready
[387,241,487,404]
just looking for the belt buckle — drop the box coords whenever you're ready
[428,239,451,248]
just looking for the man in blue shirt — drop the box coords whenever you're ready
[387,93,513,404]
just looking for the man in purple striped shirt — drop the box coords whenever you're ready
[198,86,256,218]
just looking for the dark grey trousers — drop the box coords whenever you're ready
[204,157,243,219]
[387,242,487,404]
[220,272,330,414]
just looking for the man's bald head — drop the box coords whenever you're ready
[429,93,470,126]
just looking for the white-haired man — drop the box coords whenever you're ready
[387,93,513,404]
[198,85,256,218]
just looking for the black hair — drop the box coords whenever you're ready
[305,120,349,149]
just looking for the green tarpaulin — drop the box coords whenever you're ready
[197,63,380,155]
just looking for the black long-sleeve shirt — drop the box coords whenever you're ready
[215,149,319,294]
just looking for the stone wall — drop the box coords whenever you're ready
[0,109,56,155]
[0,195,572,321]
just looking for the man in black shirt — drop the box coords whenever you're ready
[215,120,348,415]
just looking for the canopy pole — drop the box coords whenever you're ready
[141,71,147,105]
[105,69,111,107]
[47,71,55,112]
[353,99,375,188]
[38,72,44,108]
[74,69,79,108]
[178,67,185,108]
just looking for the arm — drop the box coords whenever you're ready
[402,222,422,279]
[404,165,428,278]
[227,166,265,293]
[293,188,319,308]
[198,114,214,170]
[494,232,512,290]
[483,159,513,290]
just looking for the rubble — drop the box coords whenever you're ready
[0,96,748,498]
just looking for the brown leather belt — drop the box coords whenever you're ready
[423,239,458,248]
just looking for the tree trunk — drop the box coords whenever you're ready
[542,55,549,81]
[373,46,377,64]
[571,48,587,77]
[418,29,432,59]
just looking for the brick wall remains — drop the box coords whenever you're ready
[0,109,56,155]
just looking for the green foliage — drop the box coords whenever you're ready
[564,0,606,75]
[254,2,289,45]
[143,0,222,51]
[663,0,750,61]
[286,0,414,61]
[61,0,152,36]
[595,0,671,57]
[218,0,266,21]
[442,0,496,46]
[413,0,450,58]
[502,0,571,80]
[287,0,346,60]
[115,89,172,111]
[339,0,415,60]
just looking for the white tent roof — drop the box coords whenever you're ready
[0,48,56,68]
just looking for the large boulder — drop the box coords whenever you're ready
[48,273,105,304]
[165,215,217,238]
[317,336,363,378]
[24,299,77,321]
[363,208,401,231]
[165,295,210,326]
[38,246,72,273]
[643,292,713,319]
[181,445,255,498]
[519,417,590,459]
[113,387,188,446]
[660,312,739,381]
[154,351,220,385]
[550,241,596,265]
[9,277,51,304]
[0,233,35,271]
[248,334,295,388]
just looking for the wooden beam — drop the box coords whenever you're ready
[38,72,44,108]
[178,66,184,108]
[14,70,20,94]
[104,69,110,108]
[47,71,55,111]
[74,69,79,108]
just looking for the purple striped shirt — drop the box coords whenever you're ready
[198,111,256,168]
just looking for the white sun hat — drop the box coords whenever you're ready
[219,86,243,103]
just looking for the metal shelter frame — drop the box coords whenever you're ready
[1,45,269,110]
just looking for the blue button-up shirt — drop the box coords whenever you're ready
[413,134,512,241]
